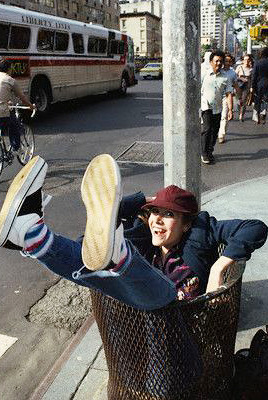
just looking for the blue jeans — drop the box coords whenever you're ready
[38,234,177,310]
[0,112,24,151]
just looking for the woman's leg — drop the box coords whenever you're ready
[0,155,177,310]
[240,89,248,121]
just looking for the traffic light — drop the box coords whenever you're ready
[250,26,260,39]
[260,26,268,37]
[250,26,268,39]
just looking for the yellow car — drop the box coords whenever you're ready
[139,63,163,80]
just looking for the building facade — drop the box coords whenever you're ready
[201,0,224,49]
[119,0,162,18]
[223,18,235,53]
[0,0,120,30]
[120,0,162,57]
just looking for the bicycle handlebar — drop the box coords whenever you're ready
[9,105,36,118]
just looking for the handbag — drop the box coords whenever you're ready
[238,80,247,90]
[237,66,248,90]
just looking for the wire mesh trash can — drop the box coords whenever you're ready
[91,260,245,400]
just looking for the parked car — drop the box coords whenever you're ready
[139,63,163,79]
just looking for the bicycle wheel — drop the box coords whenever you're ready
[0,143,4,177]
[17,124,35,166]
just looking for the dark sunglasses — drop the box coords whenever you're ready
[149,207,175,218]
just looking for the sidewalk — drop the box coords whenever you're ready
[34,175,268,400]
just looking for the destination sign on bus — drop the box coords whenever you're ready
[21,15,70,30]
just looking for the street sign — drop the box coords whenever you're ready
[240,9,261,17]
[243,0,261,5]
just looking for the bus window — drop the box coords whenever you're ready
[110,40,119,55]
[9,25,30,49]
[127,39,134,63]
[72,33,84,54]
[0,23,9,49]
[55,31,69,52]
[88,37,98,53]
[119,40,125,55]
[99,39,107,54]
[37,29,55,51]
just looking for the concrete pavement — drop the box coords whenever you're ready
[29,173,268,400]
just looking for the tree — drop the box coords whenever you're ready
[218,0,268,44]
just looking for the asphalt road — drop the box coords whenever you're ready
[0,77,267,400]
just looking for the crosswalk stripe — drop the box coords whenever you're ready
[0,334,18,358]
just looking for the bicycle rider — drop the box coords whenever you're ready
[0,57,35,153]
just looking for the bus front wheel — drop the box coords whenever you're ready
[31,84,50,114]
[119,76,128,95]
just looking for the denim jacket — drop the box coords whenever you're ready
[120,192,268,290]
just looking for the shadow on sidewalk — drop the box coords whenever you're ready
[238,280,268,331]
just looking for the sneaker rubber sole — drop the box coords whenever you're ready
[81,154,121,271]
[0,155,47,246]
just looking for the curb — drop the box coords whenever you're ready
[30,314,95,400]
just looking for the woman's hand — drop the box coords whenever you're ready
[206,256,235,293]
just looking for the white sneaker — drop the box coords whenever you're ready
[0,156,48,249]
[81,154,123,270]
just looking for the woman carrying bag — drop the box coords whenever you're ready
[236,54,253,122]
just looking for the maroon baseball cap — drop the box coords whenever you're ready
[142,185,198,215]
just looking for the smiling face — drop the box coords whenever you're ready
[210,55,224,74]
[148,207,190,254]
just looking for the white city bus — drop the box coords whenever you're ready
[0,4,137,113]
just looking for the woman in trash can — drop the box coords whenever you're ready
[0,154,267,311]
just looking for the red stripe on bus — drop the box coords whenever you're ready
[30,58,125,67]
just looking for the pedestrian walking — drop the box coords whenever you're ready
[235,54,253,122]
[201,50,233,164]
[218,54,238,144]
[251,47,268,125]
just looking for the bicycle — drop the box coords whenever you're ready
[0,105,36,176]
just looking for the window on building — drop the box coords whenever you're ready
[55,31,69,51]
[122,19,126,28]
[140,18,145,27]
[72,33,84,53]
[140,30,145,40]
[37,29,54,51]
[72,1,78,12]
[44,0,55,6]
[140,42,145,53]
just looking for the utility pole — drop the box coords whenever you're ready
[162,0,201,204]
[247,23,252,54]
